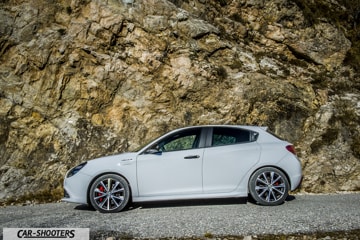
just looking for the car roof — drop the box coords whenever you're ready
[172,125,268,132]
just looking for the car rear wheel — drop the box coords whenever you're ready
[249,167,289,206]
[89,174,130,213]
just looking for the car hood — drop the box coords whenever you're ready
[89,152,137,162]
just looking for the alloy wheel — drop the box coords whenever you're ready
[249,167,289,206]
[255,171,286,203]
[90,174,130,213]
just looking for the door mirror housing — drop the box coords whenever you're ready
[145,148,162,155]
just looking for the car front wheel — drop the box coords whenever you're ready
[249,167,289,206]
[89,174,130,213]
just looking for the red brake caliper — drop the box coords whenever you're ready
[98,185,105,202]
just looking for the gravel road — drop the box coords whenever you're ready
[1,193,360,239]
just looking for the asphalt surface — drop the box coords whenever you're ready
[1,193,360,239]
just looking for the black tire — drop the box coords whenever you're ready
[249,167,289,206]
[89,174,130,213]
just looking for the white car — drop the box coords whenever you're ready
[62,125,302,213]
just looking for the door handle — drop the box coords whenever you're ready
[184,155,200,159]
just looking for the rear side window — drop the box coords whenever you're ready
[212,127,257,146]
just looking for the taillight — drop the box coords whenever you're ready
[286,145,296,155]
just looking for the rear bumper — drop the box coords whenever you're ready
[291,174,303,191]
[277,153,303,191]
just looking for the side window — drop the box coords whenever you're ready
[212,127,255,146]
[158,129,201,152]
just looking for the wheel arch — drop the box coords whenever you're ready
[86,172,133,206]
[247,165,291,191]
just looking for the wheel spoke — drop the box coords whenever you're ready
[273,184,285,194]
[107,178,111,191]
[94,194,106,200]
[255,185,267,190]
[261,173,270,184]
[99,197,108,208]
[111,188,124,194]
[256,176,268,185]
[270,172,275,183]
[111,181,120,192]
[112,195,124,201]
[258,188,268,198]
[271,175,281,185]
[110,197,120,208]
[94,188,105,195]
[273,182,285,188]
[100,181,108,192]
[255,185,267,194]
[270,189,277,201]
[265,189,271,202]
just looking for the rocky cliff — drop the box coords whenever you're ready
[0,0,359,204]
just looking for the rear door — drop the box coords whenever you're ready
[202,127,261,193]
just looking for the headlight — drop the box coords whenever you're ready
[66,162,87,178]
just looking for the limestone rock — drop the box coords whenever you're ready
[284,23,352,70]
[0,0,359,204]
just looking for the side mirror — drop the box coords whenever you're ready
[145,149,162,155]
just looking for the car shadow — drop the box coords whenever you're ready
[130,197,248,210]
[74,204,96,211]
[129,194,296,210]
[246,194,297,205]
[286,195,296,202]
[73,195,296,212]
[72,198,248,212]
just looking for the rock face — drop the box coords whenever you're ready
[0,0,359,203]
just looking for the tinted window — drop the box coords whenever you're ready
[212,127,255,146]
[157,128,201,152]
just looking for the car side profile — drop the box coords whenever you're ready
[62,125,302,213]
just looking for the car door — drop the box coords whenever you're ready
[137,128,204,197]
[202,127,261,193]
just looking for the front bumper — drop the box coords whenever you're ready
[62,172,92,205]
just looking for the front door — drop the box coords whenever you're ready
[137,128,204,197]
